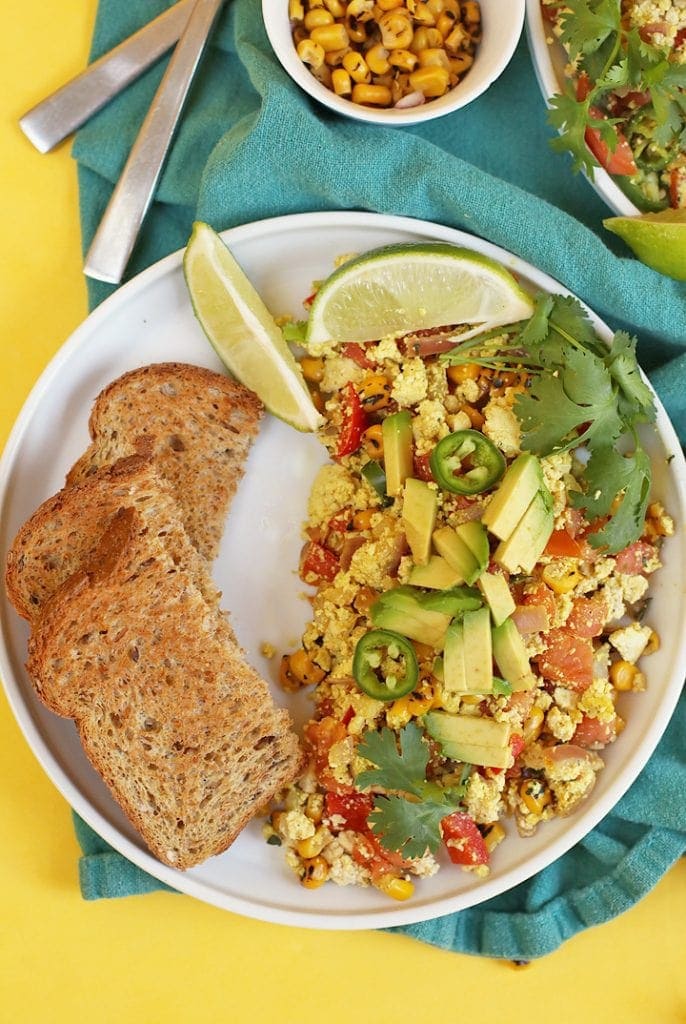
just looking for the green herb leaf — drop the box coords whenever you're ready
[605,331,656,423]
[571,445,652,550]
[367,795,450,858]
[281,319,307,344]
[558,0,619,57]
[356,723,429,798]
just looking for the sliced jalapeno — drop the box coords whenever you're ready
[352,629,419,702]
[429,429,505,495]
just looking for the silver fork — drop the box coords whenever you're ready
[20,0,195,154]
[84,0,225,284]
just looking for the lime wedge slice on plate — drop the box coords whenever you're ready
[184,221,323,432]
[305,243,535,347]
[603,209,686,281]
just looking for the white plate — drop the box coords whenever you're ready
[1,211,684,930]
[525,0,640,217]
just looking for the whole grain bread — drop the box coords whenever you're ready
[5,454,221,623]
[67,363,263,561]
[27,507,304,870]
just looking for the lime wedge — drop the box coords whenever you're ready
[183,222,323,432]
[603,209,686,281]
[305,243,535,347]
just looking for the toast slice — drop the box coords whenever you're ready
[27,507,304,870]
[5,454,221,623]
[66,363,263,561]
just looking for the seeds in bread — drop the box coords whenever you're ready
[27,507,304,870]
[66,363,263,561]
[5,454,221,623]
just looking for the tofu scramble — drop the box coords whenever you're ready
[264,277,672,901]
[543,0,686,211]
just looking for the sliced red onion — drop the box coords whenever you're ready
[394,90,425,109]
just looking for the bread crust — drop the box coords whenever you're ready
[67,363,264,561]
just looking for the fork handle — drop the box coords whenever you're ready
[84,0,224,285]
[19,0,195,154]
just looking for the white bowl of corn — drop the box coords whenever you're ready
[262,0,525,125]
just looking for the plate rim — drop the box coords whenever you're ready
[1,209,684,929]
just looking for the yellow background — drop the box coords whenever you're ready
[1,3,684,1021]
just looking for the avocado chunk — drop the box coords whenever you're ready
[477,572,516,627]
[494,488,554,574]
[408,555,463,590]
[420,586,482,617]
[371,587,450,649]
[455,520,489,569]
[492,617,536,691]
[432,526,480,584]
[443,621,466,693]
[462,606,493,693]
[382,411,413,497]
[424,710,512,769]
[402,477,437,565]
[481,453,543,541]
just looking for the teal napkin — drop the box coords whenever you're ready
[70,0,686,959]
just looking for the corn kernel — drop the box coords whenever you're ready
[296,37,326,68]
[644,630,660,655]
[376,875,415,900]
[388,47,419,70]
[449,52,474,75]
[304,7,334,28]
[436,10,457,36]
[342,50,371,81]
[295,827,327,858]
[522,706,544,745]
[482,821,506,853]
[610,659,639,692]
[323,0,346,14]
[458,402,485,429]
[289,0,305,19]
[541,563,582,594]
[310,22,350,50]
[300,855,330,888]
[288,648,327,686]
[519,778,552,816]
[446,361,481,383]
[378,9,414,48]
[331,67,353,94]
[300,356,325,382]
[358,372,392,409]
[366,42,391,73]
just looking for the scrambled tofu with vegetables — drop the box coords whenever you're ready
[265,275,672,901]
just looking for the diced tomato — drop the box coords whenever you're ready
[585,109,638,176]
[441,812,489,867]
[300,541,340,585]
[544,528,586,558]
[303,291,317,308]
[566,593,607,638]
[352,830,413,880]
[336,382,367,459]
[341,342,374,369]
[535,628,595,691]
[413,452,435,482]
[341,705,355,727]
[523,581,557,616]
[542,3,563,24]
[573,714,617,749]
[325,791,374,832]
[304,716,349,793]
[327,508,353,533]
[676,27,686,48]
[614,540,656,575]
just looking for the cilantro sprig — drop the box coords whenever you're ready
[355,723,468,858]
[440,293,656,552]
[544,0,686,178]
